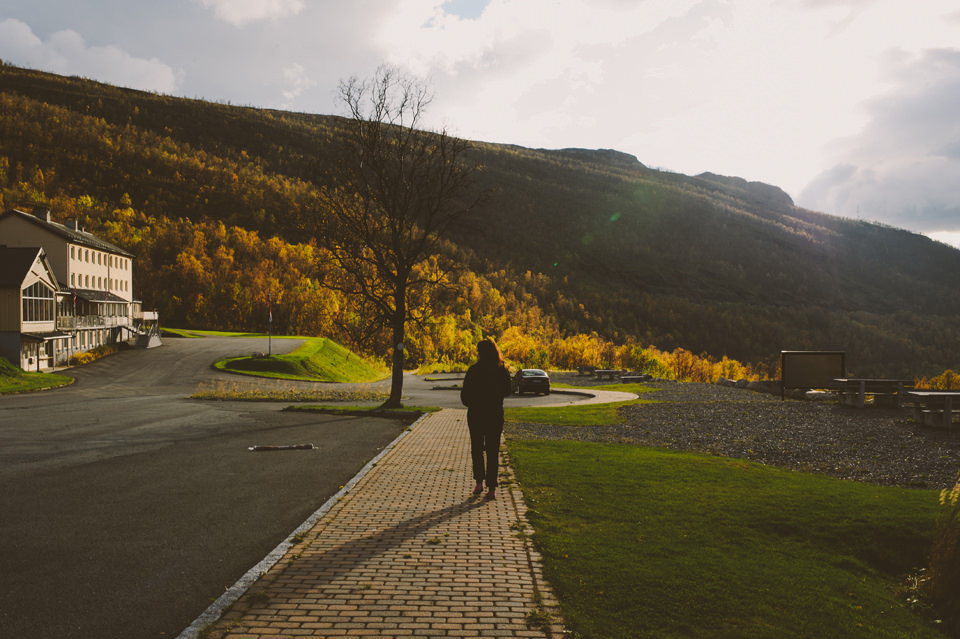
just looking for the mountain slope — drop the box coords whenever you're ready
[2,63,958,376]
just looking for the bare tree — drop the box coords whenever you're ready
[320,66,483,407]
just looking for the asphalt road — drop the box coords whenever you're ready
[0,336,413,639]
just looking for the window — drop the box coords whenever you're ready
[22,281,55,322]
[71,246,75,260]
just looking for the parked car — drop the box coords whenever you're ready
[513,368,550,395]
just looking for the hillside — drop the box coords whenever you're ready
[458,144,960,374]
[2,62,958,377]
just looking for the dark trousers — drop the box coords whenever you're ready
[467,419,502,488]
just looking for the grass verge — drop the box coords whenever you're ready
[507,439,945,639]
[416,362,467,374]
[0,356,74,394]
[163,328,298,338]
[214,337,387,382]
[190,382,389,403]
[504,384,657,426]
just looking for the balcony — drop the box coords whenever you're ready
[57,314,132,330]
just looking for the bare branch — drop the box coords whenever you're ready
[315,66,482,406]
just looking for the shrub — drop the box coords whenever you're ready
[68,344,121,366]
[70,351,96,365]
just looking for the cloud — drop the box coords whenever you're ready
[798,48,960,233]
[280,62,316,108]
[0,18,180,94]
[195,0,305,27]
[374,0,709,144]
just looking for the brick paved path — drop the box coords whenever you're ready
[200,409,564,638]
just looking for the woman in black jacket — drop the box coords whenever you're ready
[459,338,513,499]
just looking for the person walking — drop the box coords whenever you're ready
[460,338,513,499]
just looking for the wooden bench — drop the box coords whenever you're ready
[830,378,914,409]
[905,391,960,428]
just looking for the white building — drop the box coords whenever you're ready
[0,246,70,370]
[0,208,158,369]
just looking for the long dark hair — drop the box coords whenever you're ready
[476,338,505,369]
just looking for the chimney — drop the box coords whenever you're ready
[66,220,78,231]
[34,208,53,223]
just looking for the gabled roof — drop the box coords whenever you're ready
[0,208,134,258]
[0,246,45,288]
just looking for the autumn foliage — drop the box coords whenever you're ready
[3,63,959,381]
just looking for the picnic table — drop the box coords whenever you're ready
[831,378,914,409]
[904,391,960,428]
[594,369,622,381]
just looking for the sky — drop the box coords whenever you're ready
[2,0,960,247]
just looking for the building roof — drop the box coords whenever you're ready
[0,246,44,288]
[1,208,135,258]
[73,288,128,304]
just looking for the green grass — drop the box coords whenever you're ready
[507,440,945,639]
[215,337,387,383]
[505,384,658,426]
[0,356,74,394]
[161,327,204,338]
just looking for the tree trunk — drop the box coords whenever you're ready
[383,300,406,409]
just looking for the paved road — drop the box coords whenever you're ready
[0,338,631,639]
[400,372,636,409]
[0,337,411,639]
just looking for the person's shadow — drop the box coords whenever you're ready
[242,496,488,600]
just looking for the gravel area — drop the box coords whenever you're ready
[506,376,960,490]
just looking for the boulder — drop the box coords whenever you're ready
[746,380,779,395]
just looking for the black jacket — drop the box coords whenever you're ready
[460,363,512,421]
